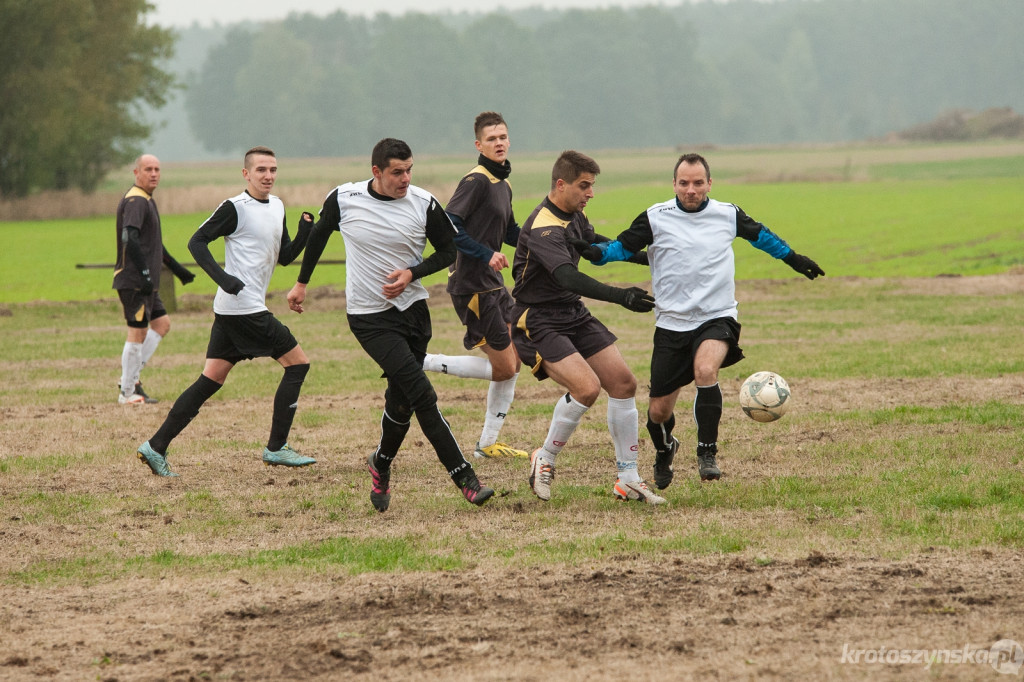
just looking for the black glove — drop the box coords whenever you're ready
[783,251,825,280]
[567,238,603,262]
[616,286,655,313]
[175,267,196,285]
[138,269,154,296]
[221,275,245,296]
[168,259,196,285]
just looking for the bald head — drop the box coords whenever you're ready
[133,154,161,194]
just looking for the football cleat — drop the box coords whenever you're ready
[368,450,391,513]
[118,392,146,405]
[528,448,555,501]
[137,441,179,477]
[697,444,721,481]
[262,444,316,467]
[456,470,495,506]
[613,478,667,505]
[653,436,679,490]
[474,441,529,459]
[133,382,159,404]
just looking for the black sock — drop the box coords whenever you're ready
[646,411,676,451]
[451,466,478,489]
[267,363,309,451]
[149,375,222,454]
[414,405,469,478]
[694,383,723,446]
[376,409,411,466]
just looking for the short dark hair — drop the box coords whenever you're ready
[371,138,413,171]
[674,153,710,180]
[550,150,600,190]
[244,145,275,169]
[474,111,507,140]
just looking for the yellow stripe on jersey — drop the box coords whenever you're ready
[465,165,503,185]
[531,206,571,231]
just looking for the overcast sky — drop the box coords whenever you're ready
[148,0,691,27]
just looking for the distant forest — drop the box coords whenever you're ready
[154,0,1023,160]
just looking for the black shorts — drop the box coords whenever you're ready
[348,300,439,415]
[118,289,167,328]
[511,300,617,381]
[450,288,514,352]
[206,311,298,363]
[649,317,744,398]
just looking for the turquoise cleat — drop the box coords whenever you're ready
[137,441,179,477]
[262,444,316,467]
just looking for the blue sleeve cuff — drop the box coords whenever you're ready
[750,226,792,259]
[593,240,634,265]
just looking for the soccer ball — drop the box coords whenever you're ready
[739,371,791,422]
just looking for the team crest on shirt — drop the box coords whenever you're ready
[541,229,552,237]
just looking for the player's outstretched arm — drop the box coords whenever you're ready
[783,251,825,279]
[551,264,654,313]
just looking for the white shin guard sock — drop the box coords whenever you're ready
[139,329,163,372]
[422,353,493,380]
[120,342,143,396]
[479,373,518,447]
[607,396,640,482]
[541,393,590,459]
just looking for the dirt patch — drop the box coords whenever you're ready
[3,273,1024,680]
[2,551,1020,680]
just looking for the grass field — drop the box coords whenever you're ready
[2,142,1024,680]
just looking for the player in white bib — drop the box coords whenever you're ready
[136,146,314,477]
[575,153,824,487]
[287,138,495,511]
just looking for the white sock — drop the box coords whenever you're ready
[541,393,589,460]
[139,329,163,372]
[608,396,640,482]
[120,342,143,396]
[478,373,518,447]
[422,353,492,380]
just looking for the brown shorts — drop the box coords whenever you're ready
[117,288,167,328]
[450,288,514,352]
[511,300,617,381]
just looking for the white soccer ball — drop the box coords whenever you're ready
[739,371,791,422]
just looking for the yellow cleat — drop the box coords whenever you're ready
[474,441,529,459]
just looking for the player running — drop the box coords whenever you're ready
[574,152,824,487]
[511,150,665,505]
[287,138,495,511]
[422,112,528,460]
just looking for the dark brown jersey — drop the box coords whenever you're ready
[511,197,596,307]
[445,165,515,295]
[112,185,163,290]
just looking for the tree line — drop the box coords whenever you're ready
[183,0,1023,159]
[0,0,174,197]
[2,0,1021,197]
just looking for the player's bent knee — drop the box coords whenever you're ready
[648,398,675,424]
